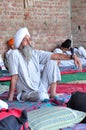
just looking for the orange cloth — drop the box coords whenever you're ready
[7,38,14,46]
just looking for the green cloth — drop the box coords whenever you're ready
[0,81,10,86]
[0,72,86,85]
[61,72,86,83]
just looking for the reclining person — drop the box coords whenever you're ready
[8,28,82,102]
[54,39,86,67]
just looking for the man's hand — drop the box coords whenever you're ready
[72,55,82,72]
[51,53,82,71]
[8,74,18,101]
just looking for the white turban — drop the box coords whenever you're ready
[14,27,30,48]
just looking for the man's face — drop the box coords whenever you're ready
[62,47,70,53]
[20,35,31,48]
[19,35,33,61]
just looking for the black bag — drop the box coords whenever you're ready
[0,108,30,130]
[67,91,86,123]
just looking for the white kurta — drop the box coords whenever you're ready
[8,49,61,101]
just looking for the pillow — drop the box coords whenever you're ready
[67,91,86,112]
[27,106,86,130]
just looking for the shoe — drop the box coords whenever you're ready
[42,99,50,103]
[38,91,49,102]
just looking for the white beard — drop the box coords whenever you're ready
[21,45,33,61]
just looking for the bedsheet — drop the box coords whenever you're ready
[0,89,70,111]
[60,64,86,74]
[0,70,11,81]
[61,72,86,83]
[0,65,86,82]
[62,123,86,130]
[60,65,86,83]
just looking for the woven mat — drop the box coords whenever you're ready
[0,85,9,94]
[61,72,86,83]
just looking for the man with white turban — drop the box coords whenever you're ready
[8,27,82,102]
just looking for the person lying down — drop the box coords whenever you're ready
[53,39,86,67]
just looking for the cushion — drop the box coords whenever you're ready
[67,91,86,123]
[67,91,86,112]
[27,106,86,130]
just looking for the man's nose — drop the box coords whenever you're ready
[24,42,27,46]
[23,40,29,46]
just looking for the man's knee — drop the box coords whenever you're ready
[46,59,57,67]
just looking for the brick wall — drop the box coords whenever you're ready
[71,0,86,48]
[0,0,71,57]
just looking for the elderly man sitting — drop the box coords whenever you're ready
[8,27,82,102]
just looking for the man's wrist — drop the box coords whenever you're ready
[70,54,74,59]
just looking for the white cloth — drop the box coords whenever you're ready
[14,27,30,49]
[54,48,63,54]
[0,100,8,110]
[8,49,61,101]
[6,49,13,59]
[5,49,13,70]
[53,47,86,67]
[74,46,86,58]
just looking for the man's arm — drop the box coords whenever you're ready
[51,53,72,60]
[8,74,18,101]
[51,53,82,71]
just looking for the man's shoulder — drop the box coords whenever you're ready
[12,49,19,54]
[34,49,51,53]
[10,49,20,57]
[32,49,43,54]
[33,49,52,56]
